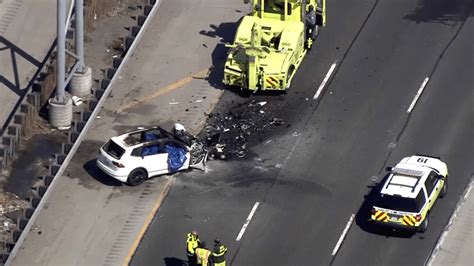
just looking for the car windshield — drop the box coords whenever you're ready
[375,194,422,213]
[103,140,125,159]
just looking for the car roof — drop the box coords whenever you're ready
[381,164,430,198]
[110,127,187,149]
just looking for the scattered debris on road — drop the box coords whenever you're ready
[198,100,286,160]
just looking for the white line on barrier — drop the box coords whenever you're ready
[313,60,337,100]
[407,77,429,113]
[332,214,355,256]
[236,202,260,241]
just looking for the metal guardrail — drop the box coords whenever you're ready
[4,0,162,264]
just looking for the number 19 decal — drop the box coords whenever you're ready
[417,157,428,163]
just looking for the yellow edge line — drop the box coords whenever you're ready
[122,177,175,266]
[117,68,210,113]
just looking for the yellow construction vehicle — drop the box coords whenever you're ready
[223,0,326,92]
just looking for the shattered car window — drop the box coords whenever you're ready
[142,144,160,156]
[103,140,125,159]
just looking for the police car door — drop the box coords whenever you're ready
[424,171,440,207]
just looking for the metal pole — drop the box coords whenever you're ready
[75,0,85,70]
[56,0,66,103]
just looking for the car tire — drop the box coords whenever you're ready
[418,215,429,233]
[439,176,448,198]
[127,168,148,186]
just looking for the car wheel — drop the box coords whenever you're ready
[418,216,429,233]
[439,176,448,198]
[127,168,147,186]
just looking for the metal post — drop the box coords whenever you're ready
[56,0,66,103]
[75,0,85,70]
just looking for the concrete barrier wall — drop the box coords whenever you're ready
[0,0,159,262]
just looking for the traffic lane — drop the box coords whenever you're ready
[130,159,281,266]
[332,12,474,266]
[296,0,469,105]
[231,158,352,265]
[290,0,379,101]
[232,0,474,265]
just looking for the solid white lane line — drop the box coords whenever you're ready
[407,77,430,113]
[331,214,355,256]
[236,202,260,241]
[313,60,337,100]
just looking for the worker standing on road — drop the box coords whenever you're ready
[212,238,228,266]
[305,5,317,41]
[195,241,212,266]
[186,230,201,266]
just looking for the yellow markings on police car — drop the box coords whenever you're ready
[373,210,419,227]
[402,215,416,226]
[373,210,389,222]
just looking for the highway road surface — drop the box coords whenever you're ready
[131,0,473,265]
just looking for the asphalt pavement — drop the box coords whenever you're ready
[132,0,473,265]
[0,0,72,131]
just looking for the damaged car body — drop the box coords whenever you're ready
[97,125,208,186]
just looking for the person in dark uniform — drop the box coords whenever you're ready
[212,238,228,266]
[306,5,317,41]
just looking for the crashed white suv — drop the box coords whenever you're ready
[97,126,207,186]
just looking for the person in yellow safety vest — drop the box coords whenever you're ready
[186,230,201,266]
[195,241,212,266]
[212,238,228,266]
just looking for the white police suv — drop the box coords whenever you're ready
[371,154,448,232]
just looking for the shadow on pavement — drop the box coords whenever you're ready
[200,21,239,92]
[355,173,416,239]
[0,36,56,133]
[83,159,123,186]
[163,257,187,266]
[403,0,474,24]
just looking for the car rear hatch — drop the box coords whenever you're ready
[98,138,126,170]
[371,194,422,227]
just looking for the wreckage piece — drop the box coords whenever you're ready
[198,99,287,160]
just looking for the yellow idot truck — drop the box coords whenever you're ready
[223,0,326,92]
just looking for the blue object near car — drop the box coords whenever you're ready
[165,143,188,172]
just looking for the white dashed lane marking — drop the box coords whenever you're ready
[407,77,430,113]
[236,202,260,241]
[313,60,337,100]
[332,214,355,256]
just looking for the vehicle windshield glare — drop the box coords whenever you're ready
[376,193,424,213]
[103,140,125,159]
